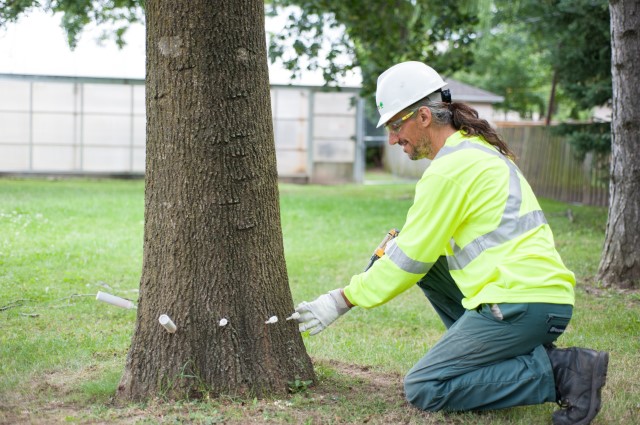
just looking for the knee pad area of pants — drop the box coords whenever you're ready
[403,373,443,411]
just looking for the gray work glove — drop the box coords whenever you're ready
[293,289,351,335]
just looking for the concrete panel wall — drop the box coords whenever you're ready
[0,75,361,182]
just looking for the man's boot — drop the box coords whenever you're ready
[546,346,609,425]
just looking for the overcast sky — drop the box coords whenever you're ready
[0,9,360,86]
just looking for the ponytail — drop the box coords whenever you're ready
[406,98,516,160]
[448,103,515,160]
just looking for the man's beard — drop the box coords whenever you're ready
[408,135,433,160]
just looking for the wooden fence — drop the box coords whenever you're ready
[501,126,610,207]
[384,125,610,207]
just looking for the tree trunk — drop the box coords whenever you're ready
[117,0,314,400]
[597,0,640,288]
[545,69,558,126]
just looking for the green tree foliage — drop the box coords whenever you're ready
[462,0,612,153]
[453,24,550,119]
[0,0,144,48]
[455,0,611,123]
[266,0,485,98]
[494,0,611,114]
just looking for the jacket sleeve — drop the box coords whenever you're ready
[344,172,469,308]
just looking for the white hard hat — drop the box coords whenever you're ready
[375,61,447,128]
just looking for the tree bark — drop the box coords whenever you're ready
[597,0,640,288]
[117,0,314,400]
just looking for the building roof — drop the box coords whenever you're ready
[445,78,504,104]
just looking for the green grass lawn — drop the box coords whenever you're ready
[0,178,638,424]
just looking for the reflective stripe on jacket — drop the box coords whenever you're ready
[344,131,575,310]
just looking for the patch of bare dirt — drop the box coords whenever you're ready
[0,359,457,425]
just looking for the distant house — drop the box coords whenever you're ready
[445,78,505,120]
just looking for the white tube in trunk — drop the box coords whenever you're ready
[265,315,278,324]
[96,291,136,309]
[159,314,177,333]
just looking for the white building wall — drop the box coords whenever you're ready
[0,75,360,183]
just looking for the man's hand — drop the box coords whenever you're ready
[293,289,351,335]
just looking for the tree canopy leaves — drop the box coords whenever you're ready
[267,0,485,98]
[0,0,144,48]
[493,0,611,114]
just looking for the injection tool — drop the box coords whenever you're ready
[364,228,400,271]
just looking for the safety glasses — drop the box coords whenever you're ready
[385,107,419,134]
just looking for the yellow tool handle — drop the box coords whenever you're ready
[374,228,399,257]
[365,228,400,271]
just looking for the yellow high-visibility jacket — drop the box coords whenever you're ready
[344,131,575,310]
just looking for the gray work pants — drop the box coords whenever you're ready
[405,257,572,411]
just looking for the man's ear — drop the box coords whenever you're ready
[417,106,431,127]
